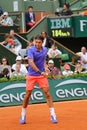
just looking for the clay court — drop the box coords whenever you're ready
[0,100,87,130]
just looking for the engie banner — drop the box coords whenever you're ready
[0,77,87,107]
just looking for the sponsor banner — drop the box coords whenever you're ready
[50,78,87,101]
[0,78,87,107]
[47,17,73,38]
[0,81,45,107]
[73,16,87,37]
[48,16,87,38]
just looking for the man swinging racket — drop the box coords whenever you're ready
[20,35,58,124]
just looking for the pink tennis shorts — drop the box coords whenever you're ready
[26,75,49,90]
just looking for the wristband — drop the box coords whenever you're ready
[37,70,42,74]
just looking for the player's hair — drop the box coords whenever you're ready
[35,35,44,42]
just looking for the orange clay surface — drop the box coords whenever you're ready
[0,100,87,130]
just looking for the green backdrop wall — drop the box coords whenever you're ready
[0,0,24,12]
[0,77,87,107]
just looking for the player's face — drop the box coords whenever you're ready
[35,39,43,50]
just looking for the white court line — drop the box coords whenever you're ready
[0,99,87,109]
[56,99,87,104]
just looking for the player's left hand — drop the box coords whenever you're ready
[41,72,49,77]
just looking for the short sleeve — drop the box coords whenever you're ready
[27,48,34,59]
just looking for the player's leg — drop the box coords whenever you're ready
[43,87,53,106]
[20,90,32,124]
[20,76,36,124]
[42,87,58,123]
[22,90,32,108]
[38,76,58,123]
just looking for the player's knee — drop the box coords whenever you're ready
[44,91,51,99]
[25,91,32,99]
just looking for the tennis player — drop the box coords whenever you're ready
[20,35,58,124]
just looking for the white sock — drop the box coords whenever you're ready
[21,108,26,120]
[49,107,56,117]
